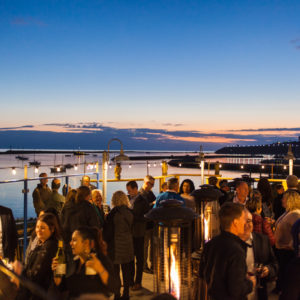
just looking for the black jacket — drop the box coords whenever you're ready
[17,236,58,300]
[0,205,18,261]
[280,257,300,300]
[252,232,278,279]
[132,193,151,237]
[200,231,253,300]
[58,251,115,298]
[251,232,278,300]
[61,200,100,244]
[103,205,134,264]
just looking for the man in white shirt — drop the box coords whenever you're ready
[240,210,278,300]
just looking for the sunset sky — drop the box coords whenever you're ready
[1,0,300,150]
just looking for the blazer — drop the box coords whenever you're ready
[252,232,278,280]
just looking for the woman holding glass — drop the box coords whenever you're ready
[52,226,114,299]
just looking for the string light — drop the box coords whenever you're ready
[261,165,265,169]
[179,163,182,167]
[34,167,39,174]
[148,163,151,167]
[153,163,157,167]
[109,165,112,169]
[12,167,16,175]
[74,165,78,171]
[219,164,222,168]
[241,165,244,169]
[283,165,287,170]
[129,164,132,168]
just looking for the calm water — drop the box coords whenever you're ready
[0,151,254,219]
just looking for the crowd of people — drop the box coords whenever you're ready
[0,172,299,300]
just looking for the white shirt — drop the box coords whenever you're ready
[246,234,256,300]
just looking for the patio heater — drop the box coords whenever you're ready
[191,185,221,300]
[192,185,221,250]
[145,200,197,300]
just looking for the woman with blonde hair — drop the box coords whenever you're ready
[103,191,133,300]
[274,190,300,292]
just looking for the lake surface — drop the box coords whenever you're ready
[0,151,255,219]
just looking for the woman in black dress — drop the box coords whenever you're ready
[52,226,114,299]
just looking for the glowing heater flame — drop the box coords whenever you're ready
[170,244,180,299]
[204,216,209,242]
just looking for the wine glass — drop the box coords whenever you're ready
[255,263,264,288]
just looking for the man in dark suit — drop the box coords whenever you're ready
[200,203,255,300]
[240,209,278,300]
[0,205,18,262]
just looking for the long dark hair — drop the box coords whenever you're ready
[257,177,273,205]
[76,186,91,204]
[37,212,62,240]
[179,179,195,194]
[76,226,107,256]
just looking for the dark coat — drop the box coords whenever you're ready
[200,231,253,300]
[280,257,300,300]
[58,251,115,298]
[45,190,65,214]
[252,232,278,279]
[103,205,134,264]
[0,205,18,261]
[132,193,151,237]
[32,184,51,216]
[17,236,58,300]
[61,200,100,244]
[92,204,105,229]
[251,232,278,300]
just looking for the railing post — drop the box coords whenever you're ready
[162,161,168,177]
[65,176,69,194]
[200,161,205,185]
[102,152,108,204]
[23,165,29,259]
[96,161,100,189]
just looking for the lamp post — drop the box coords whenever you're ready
[196,145,205,185]
[284,144,295,176]
[102,138,129,203]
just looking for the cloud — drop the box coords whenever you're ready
[162,123,183,127]
[0,125,34,130]
[11,17,47,27]
[0,122,299,151]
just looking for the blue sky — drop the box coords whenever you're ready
[0,0,300,150]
